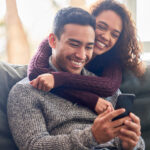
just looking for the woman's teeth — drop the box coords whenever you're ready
[97,41,106,48]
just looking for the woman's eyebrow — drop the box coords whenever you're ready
[97,21,121,33]
[97,21,108,27]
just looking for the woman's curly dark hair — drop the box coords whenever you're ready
[90,0,145,77]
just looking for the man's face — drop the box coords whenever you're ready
[52,24,95,74]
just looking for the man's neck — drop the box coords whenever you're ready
[49,56,58,71]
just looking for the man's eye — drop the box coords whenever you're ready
[86,46,93,50]
[70,43,79,47]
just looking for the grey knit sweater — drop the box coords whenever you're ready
[7,78,145,150]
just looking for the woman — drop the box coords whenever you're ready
[28,0,145,113]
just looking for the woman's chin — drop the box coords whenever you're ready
[93,47,110,56]
[93,49,105,56]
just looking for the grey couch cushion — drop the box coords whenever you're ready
[0,61,27,150]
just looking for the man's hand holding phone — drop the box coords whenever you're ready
[92,107,131,144]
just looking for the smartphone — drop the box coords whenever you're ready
[112,93,135,121]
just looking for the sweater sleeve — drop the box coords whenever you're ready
[7,83,98,150]
[52,61,122,97]
[28,37,122,98]
[27,37,52,80]
[133,136,145,150]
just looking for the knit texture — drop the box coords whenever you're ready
[27,37,122,110]
[7,78,145,150]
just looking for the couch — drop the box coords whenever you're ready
[0,61,150,150]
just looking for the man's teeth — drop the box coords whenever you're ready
[72,60,82,66]
[97,41,106,48]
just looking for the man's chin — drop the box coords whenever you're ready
[67,68,82,74]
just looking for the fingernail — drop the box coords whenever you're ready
[124,120,129,124]
[130,112,134,116]
[120,128,124,132]
[122,108,125,112]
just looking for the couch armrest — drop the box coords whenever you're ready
[0,61,27,150]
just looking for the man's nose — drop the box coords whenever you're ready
[75,47,86,60]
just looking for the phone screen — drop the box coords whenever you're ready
[112,93,135,121]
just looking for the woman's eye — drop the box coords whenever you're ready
[96,24,107,31]
[112,33,120,39]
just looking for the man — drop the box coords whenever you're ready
[7,7,144,150]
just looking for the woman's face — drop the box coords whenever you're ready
[94,10,123,56]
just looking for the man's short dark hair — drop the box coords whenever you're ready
[53,7,96,39]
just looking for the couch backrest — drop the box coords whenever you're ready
[121,64,150,95]
[120,64,150,149]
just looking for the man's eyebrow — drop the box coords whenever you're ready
[97,21,121,34]
[68,39,81,44]
[68,38,94,45]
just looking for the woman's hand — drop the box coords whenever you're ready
[95,97,114,114]
[30,73,54,92]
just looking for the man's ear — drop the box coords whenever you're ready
[49,33,57,48]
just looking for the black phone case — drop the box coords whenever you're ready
[112,93,135,121]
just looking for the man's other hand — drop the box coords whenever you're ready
[119,113,141,150]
